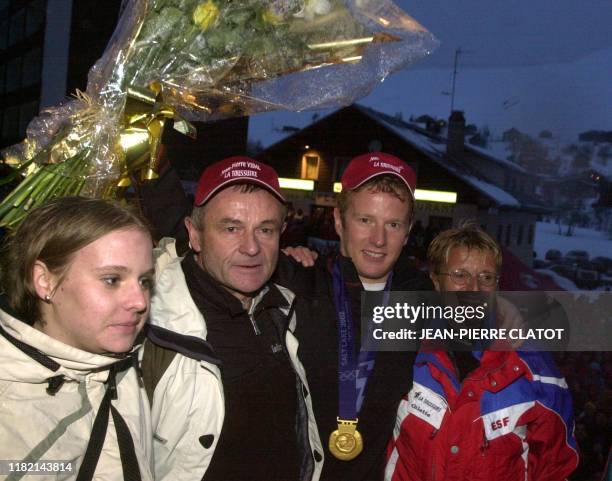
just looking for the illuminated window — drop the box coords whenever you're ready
[301,154,320,180]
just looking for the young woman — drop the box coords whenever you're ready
[0,196,155,480]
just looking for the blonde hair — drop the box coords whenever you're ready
[336,174,414,225]
[1,196,151,324]
[427,221,502,274]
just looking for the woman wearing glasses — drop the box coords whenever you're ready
[385,223,578,481]
[0,197,154,480]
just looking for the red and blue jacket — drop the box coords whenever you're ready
[385,350,578,481]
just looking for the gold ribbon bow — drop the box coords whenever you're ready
[117,82,196,188]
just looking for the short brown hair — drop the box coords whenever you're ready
[336,174,414,225]
[427,221,502,274]
[190,183,288,230]
[1,196,151,324]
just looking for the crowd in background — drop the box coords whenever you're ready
[556,351,611,480]
[281,205,339,256]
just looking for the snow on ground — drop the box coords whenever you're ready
[534,221,612,259]
[535,269,579,290]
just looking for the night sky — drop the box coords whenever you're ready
[251,0,612,143]
[367,0,612,139]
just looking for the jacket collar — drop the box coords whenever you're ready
[254,282,290,311]
[0,307,138,384]
[477,350,526,392]
[419,349,526,393]
[182,252,289,317]
[327,252,432,291]
[182,253,246,316]
[326,254,363,290]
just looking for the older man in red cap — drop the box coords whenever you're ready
[141,157,323,481]
[276,152,433,481]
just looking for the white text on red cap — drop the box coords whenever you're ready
[369,156,404,173]
[222,160,262,179]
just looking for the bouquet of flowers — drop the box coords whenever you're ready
[0,0,437,227]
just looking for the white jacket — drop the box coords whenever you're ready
[0,307,153,481]
[146,239,323,481]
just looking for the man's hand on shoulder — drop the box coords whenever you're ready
[282,246,318,267]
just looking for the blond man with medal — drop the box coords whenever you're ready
[277,152,434,480]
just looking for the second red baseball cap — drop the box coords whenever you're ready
[194,156,285,206]
[341,152,416,198]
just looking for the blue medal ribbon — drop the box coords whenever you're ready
[332,258,392,420]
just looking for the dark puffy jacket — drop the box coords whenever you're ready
[274,252,433,481]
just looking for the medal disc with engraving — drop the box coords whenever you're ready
[328,418,363,461]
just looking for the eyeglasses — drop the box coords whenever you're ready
[437,269,500,288]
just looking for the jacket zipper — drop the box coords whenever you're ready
[480,432,489,455]
[247,301,261,335]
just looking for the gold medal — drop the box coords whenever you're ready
[328,418,363,461]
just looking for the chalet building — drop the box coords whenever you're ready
[256,105,550,266]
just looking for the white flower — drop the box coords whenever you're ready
[312,0,331,15]
[294,0,332,21]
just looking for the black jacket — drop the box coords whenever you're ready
[274,252,434,481]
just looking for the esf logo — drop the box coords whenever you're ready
[490,417,510,431]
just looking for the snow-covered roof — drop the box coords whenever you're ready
[355,106,446,157]
[461,175,521,207]
[353,105,528,175]
[252,104,525,208]
[355,106,522,207]
[466,143,527,173]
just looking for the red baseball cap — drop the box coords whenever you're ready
[341,152,416,198]
[194,156,285,206]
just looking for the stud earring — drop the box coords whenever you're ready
[44,294,52,303]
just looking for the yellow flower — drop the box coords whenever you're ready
[262,9,282,25]
[193,0,219,31]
